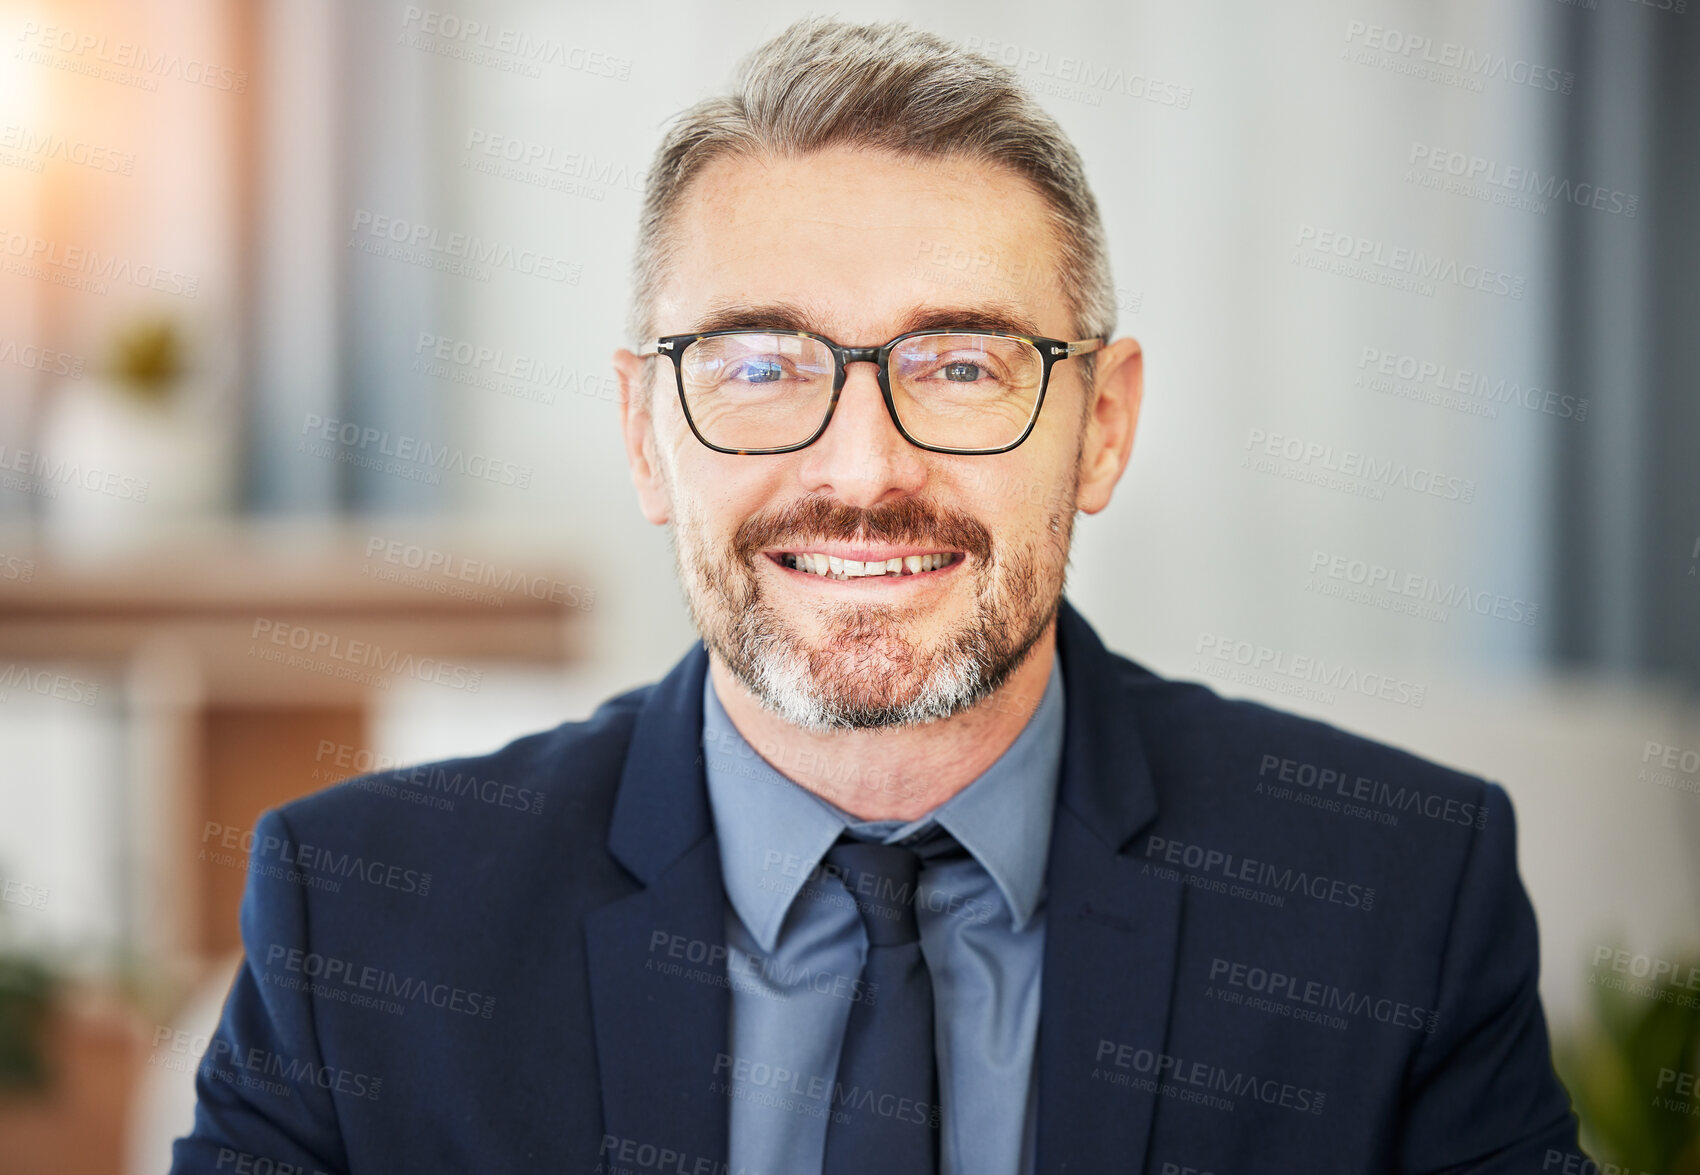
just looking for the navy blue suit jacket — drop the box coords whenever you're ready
[172,598,1583,1173]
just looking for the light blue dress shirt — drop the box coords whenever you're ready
[700,654,1065,1175]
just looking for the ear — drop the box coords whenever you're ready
[1075,337,1143,515]
[613,348,673,525]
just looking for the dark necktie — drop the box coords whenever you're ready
[820,827,963,1175]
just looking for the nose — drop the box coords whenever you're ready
[795,359,927,509]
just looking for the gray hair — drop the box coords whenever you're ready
[627,16,1116,393]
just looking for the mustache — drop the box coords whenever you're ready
[734,494,994,561]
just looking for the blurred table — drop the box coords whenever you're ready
[0,519,591,958]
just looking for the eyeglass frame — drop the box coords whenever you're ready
[638,327,1107,456]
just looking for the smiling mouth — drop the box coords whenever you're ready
[769,551,965,581]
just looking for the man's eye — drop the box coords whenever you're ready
[729,358,786,383]
[941,361,985,382]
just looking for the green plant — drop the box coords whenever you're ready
[0,954,55,1092]
[1555,949,1700,1174]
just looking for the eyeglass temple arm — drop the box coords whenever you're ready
[1050,337,1106,358]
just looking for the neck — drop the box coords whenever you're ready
[707,618,1058,822]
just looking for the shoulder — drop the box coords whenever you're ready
[1111,654,1506,927]
[1114,653,1495,826]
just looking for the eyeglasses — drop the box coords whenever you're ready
[640,328,1106,455]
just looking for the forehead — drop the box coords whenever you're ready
[657,144,1071,340]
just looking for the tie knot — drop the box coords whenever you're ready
[823,838,923,947]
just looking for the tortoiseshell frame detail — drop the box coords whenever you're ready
[639,328,1107,456]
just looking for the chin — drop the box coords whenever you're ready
[739,630,995,733]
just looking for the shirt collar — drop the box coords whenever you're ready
[701,655,1065,952]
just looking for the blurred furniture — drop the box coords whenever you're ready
[0,993,150,1175]
[0,520,589,1175]
[0,521,589,960]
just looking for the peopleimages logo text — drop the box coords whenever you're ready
[1343,21,1574,94]
[1294,225,1525,300]
[1408,144,1636,217]
[250,619,485,693]
[399,6,632,79]
[959,36,1194,107]
[1357,347,1587,422]
[1244,428,1476,503]
[349,210,580,284]
[14,20,248,92]
[0,444,149,501]
[0,123,136,175]
[299,415,532,489]
[0,231,199,297]
[263,946,495,1019]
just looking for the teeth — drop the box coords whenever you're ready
[781,552,955,579]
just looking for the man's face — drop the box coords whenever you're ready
[627,145,1104,733]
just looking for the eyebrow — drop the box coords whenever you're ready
[687,300,1046,341]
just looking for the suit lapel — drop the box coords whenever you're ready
[1035,600,1186,1173]
[584,641,732,1168]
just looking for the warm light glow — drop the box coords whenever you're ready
[0,6,47,128]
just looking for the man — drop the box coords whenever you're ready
[174,17,1588,1174]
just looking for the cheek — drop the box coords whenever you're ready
[672,453,791,541]
[981,487,1074,574]
[955,455,1067,530]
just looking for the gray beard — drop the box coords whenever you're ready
[672,512,1071,735]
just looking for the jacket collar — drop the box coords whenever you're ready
[605,636,715,884]
[605,595,1159,879]
[1050,595,1160,853]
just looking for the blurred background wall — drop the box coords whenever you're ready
[0,0,1696,1171]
